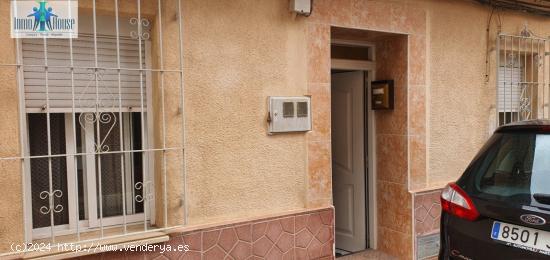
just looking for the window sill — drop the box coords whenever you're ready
[14,232,169,259]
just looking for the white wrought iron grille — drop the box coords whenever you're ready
[0,0,186,247]
[497,33,550,126]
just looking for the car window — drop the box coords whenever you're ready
[462,133,550,206]
[530,135,550,195]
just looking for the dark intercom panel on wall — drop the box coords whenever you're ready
[371,80,394,110]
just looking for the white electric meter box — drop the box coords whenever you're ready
[268,96,312,134]
[290,0,311,15]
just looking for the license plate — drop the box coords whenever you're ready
[491,221,550,255]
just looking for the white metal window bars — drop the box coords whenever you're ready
[0,0,186,246]
[496,33,549,126]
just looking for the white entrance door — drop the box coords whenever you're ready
[331,71,366,252]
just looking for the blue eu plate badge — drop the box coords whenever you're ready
[491,222,501,239]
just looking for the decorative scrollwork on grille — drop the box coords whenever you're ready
[79,112,117,153]
[134,181,153,203]
[77,68,118,153]
[519,84,532,120]
[130,18,150,40]
[39,190,64,215]
[534,54,543,68]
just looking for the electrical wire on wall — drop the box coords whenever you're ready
[481,0,550,84]
[474,0,550,17]
[485,6,502,84]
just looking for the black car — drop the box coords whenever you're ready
[440,120,550,259]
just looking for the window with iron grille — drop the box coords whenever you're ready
[6,0,187,244]
[21,15,153,239]
[496,34,549,126]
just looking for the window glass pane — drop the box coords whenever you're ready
[94,112,123,218]
[331,44,370,61]
[89,112,144,218]
[28,113,69,228]
[75,116,87,220]
[499,112,519,125]
[131,112,144,214]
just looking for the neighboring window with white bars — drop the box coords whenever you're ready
[2,0,187,246]
[497,34,549,126]
[497,66,523,124]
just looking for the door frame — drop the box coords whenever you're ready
[331,39,377,250]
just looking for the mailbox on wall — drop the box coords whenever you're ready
[267,96,312,134]
[371,80,394,110]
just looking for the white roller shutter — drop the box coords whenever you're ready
[498,66,523,112]
[22,35,147,111]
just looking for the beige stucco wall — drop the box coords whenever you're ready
[0,1,308,253]
[182,0,308,224]
[1,0,548,256]
[79,0,310,230]
[412,0,550,187]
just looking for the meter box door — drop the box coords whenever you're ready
[268,96,312,134]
